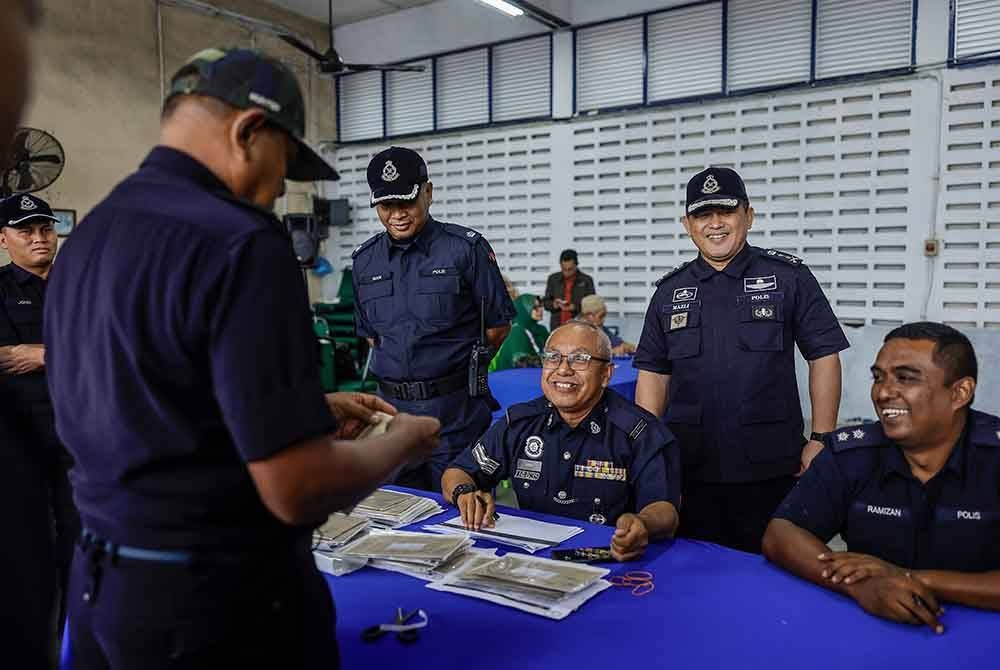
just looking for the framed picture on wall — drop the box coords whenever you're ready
[51,209,76,237]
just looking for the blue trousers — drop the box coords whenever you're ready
[386,388,493,492]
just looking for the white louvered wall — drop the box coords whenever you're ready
[386,60,433,137]
[575,18,645,112]
[816,0,913,78]
[727,0,812,91]
[647,3,722,102]
[436,49,490,130]
[954,0,1000,60]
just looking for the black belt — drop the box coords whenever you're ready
[378,370,467,401]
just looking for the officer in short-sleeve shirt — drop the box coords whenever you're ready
[353,147,515,491]
[634,167,848,553]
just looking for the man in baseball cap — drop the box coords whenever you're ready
[166,47,338,184]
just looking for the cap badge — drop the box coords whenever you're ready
[381,160,399,183]
[701,174,720,194]
[19,196,36,211]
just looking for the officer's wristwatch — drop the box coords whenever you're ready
[451,483,478,505]
[809,432,830,443]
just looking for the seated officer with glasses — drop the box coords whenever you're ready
[442,321,680,561]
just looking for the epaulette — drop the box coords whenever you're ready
[604,389,656,441]
[654,261,692,287]
[968,410,1000,448]
[351,233,383,259]
[830,423,886,453]
[505,397,549,425]
[760,248,804,267]
[439,221,481,244]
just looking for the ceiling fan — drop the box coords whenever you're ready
[279,0,426,75]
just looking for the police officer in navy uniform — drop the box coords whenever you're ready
[634,167,848,554]
[443,321,679,561]
[0,192,79,666]
[44,49,440,669]
[765,323,1000,631]
[353,146,515,492]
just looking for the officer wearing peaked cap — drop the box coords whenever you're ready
[634,166,849,554]
[353,146,515,492]
[443,321,679,561]
[44,49,439,668]
[765,323,1000,630]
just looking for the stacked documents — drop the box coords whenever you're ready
[351,488,444,530]
[424,514,583,553]
[312,513,369,549]
[337,530,472,570]
[371,547,499,581]
[427,553,610,620]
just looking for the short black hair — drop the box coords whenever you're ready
[559,249,578,263]
[883,322,977,384]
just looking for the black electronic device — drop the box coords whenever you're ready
[284,213,318,267]
[313,196,350,231]
[550,547,614,564]
[467,297,491,398]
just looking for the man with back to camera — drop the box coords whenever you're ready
[44,48,440,668]
[442,321,680,562]
[764,323,1000,633]
[543,248,595,331]
[352,146,515,492]
[634,167,848,553]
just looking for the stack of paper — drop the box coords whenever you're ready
[423,514,583,553]
[427,553,611,620]
[312,513,369,549]
[352,489,444,530]
[337,530,472,571]
[371,547,498,581]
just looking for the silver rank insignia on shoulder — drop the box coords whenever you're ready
[381,160,399,182]
[837,432,849,442]
[524,435,544,459]
[590,421,601,434]
[853,429,865,439]
[701,174,720,194]
[670,312,688,330]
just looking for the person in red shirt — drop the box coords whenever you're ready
[542,249,595,330]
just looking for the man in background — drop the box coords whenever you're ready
[579,294,636,356]
[543,249,595,331]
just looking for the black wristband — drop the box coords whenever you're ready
[809,432,830,442]
[451,483,478,504]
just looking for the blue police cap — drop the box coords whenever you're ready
[0,193,59,228]
[685,167,749,215]
[367,146,429,207]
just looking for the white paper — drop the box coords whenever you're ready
[424,514,583,553]
[427,576,611,620]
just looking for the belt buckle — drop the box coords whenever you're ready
[410,381,428,401]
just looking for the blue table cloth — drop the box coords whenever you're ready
[489,358,639,419]
[331,489,1000,670]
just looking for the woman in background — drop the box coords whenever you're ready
[489,294,549,372]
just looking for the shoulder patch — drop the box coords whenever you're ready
[655,261,692,287]
[761,248,804,267]
[506,397,549,424]
[351,234,383,259]
[439,221,481,244]
[830,423,886,453]
[968,410,1000,447]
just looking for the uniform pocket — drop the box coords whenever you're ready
[661,305,702,360]
[357,276,393,326]
[414,269,462,323]
[737,300,784,351]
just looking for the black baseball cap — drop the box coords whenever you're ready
[367,147,428,207]
[166,48,338,183]
[685,167,749,215]
[0,193,58,228]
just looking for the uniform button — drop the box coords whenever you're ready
[563,451,571,461]
[557,490,567,500]
[522,482,529,489]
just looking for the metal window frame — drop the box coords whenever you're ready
[948,0,1000,66]
[337,31,554,144]
[571,0,920,116]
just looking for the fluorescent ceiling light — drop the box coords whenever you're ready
[477,0,524,17]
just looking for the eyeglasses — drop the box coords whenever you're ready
[540,350,611,371]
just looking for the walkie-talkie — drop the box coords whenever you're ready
[468,297,491,398]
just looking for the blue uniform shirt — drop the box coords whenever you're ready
[0,263,48,405]
[449,388,679,525]
[634,245,849,484]
[44,147,336,551]
[774,410,1000,572]
[352,218,514,382]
